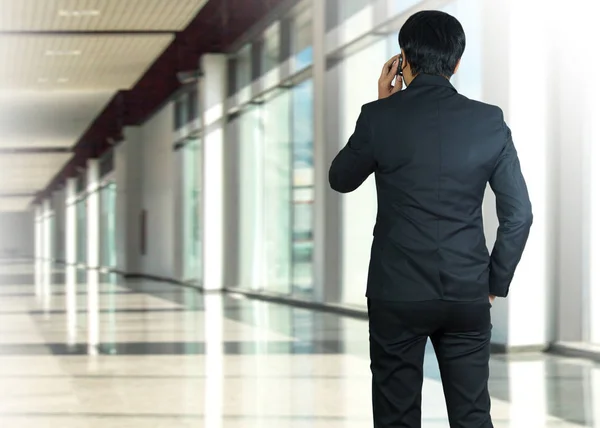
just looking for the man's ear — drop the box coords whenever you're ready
[453,58,462,75]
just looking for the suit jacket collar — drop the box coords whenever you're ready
[409,74,456,91]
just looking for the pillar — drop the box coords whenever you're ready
[34,204,43,295]
[590,75,600,344]
[173,148,185,280]
[41,198,53,312]
[200,54,226,291]
[115,128,143,274]
[65,178,78,344]
[86,159,100,353]
[479,0,550,350]
[203,294,224,426]
[584,6,600,344]
[51,187,66,263]
[86,159,100,270]
[505,0,549,349]
[65,178,77,267]
[42,199,52,263]
[312,0,341,303]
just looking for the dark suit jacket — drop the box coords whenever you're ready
[329,74,533,302]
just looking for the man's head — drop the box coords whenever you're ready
[398,10,465,84]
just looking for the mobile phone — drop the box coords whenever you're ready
[396,54,403,76]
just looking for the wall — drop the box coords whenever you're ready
[549,1,600,344]
[139,104,175,278]
[115,127,142,273]
[0,211,35,258]
[114,103,176,278]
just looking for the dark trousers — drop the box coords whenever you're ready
[368,299,493,428]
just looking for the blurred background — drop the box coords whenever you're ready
[0,0,599,426]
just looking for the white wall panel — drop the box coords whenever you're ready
[140,105,175,278]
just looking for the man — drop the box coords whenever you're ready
[329,10,533,428]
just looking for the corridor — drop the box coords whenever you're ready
[0,261,597,427]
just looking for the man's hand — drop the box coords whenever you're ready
[489,295,496,304]
[378,55,403,100]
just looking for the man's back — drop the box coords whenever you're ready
[328,10,532,427]
[330,74,532,302]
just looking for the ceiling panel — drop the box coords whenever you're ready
[0,34,174,91]
[0,197,34,212]
[0,152,73,194]
[0,0,213,210]
[0,91,114,148]
[0,0,209,31]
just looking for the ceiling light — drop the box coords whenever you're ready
[58,9,100,18]
[37,78,49,83]
[57,78,69,84]
[45,49,81,56]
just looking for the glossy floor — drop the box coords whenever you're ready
[0,261,598,427]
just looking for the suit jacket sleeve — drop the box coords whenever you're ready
[488,122,533,297]
[329,105,376,193]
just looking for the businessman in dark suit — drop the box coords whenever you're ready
[329,10,533,428]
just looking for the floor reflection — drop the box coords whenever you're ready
[205,293,224,428]
[508,359,547,427]
[0,261,596,427]
[66,264,77,346]
[41,258,52,315]
[87,268,100,355]
[593,369,600,426]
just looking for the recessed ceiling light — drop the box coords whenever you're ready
[57,78,69,84]
[45,49,81,56]
[58,9,100,18]
[37,78,49,83]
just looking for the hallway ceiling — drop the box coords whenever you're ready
[0,0,209,212]
[0,34,174,91]
[0,0,285,212]
[0,196,33,211]
[0,152,71,194]
[0,91,115,148]
[0,0,209,31]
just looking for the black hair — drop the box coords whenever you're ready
[398,10,466,77]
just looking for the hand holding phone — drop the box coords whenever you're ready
[378,55,403,100]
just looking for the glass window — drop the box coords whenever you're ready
[235,81,315,297]
[326,0,370,31]
[262,22,281,74]
[100,183,117,268]
[76,173,85,193]
[238,106,264,290]
[183,138,202,281]
[237,93,294,295]
[263,90,292,295]
[76,198,87,266]
[235,44,252,92]
[99,150,114,177]
[291,79,314,298]
[390,0,422,15]
[292,5,313,70]
[451,0,483,100]
[227,58,237,97]
[48,214,55,261]
[333,38,387,307]
[187,90,198,122]
[174,96,188,130]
